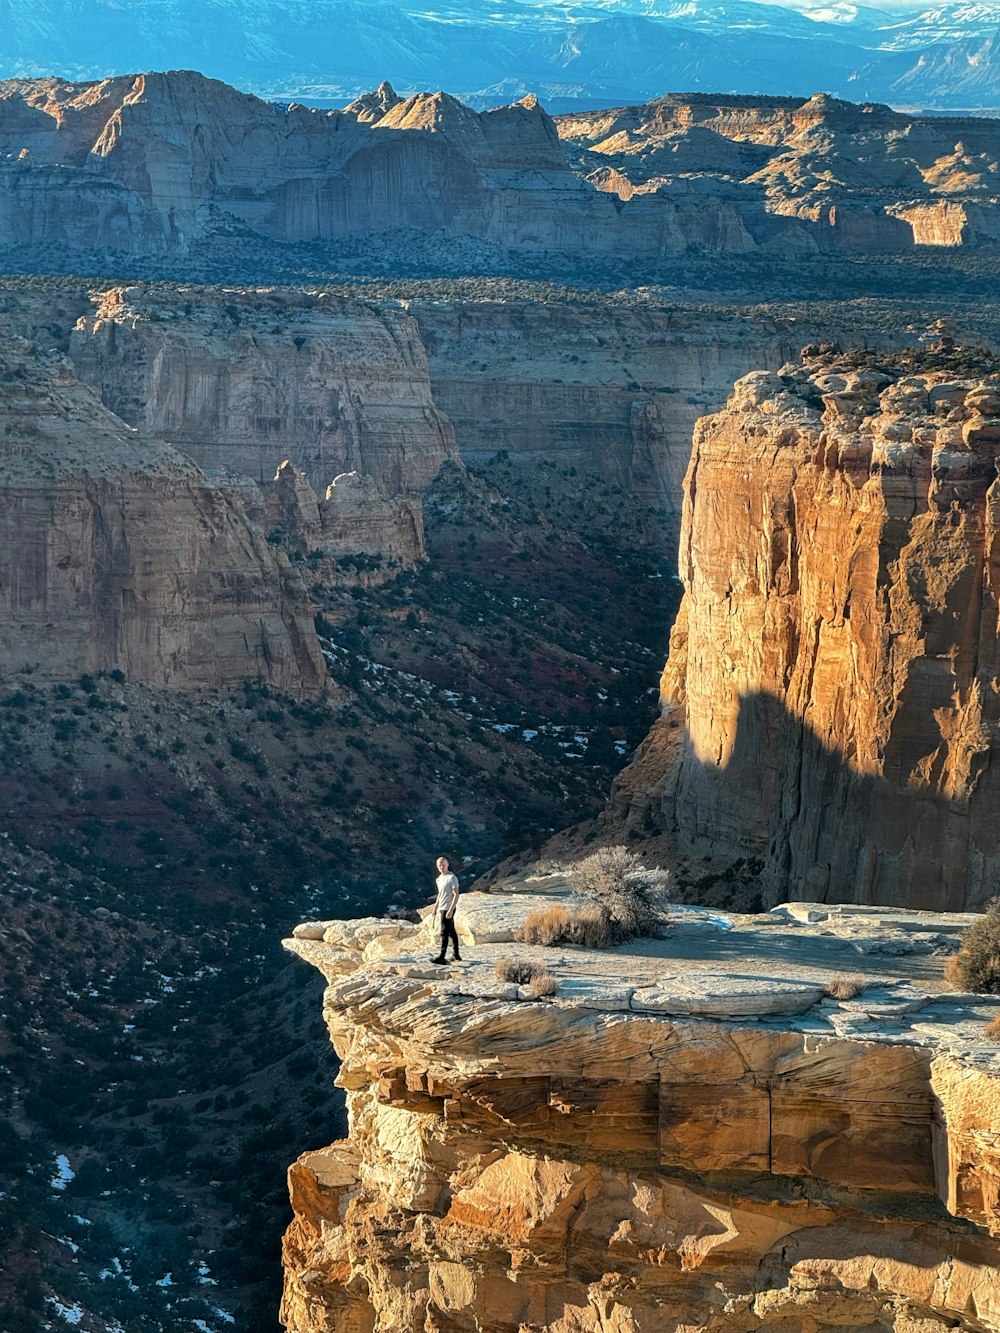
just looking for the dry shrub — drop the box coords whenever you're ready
[516,905,569,946]
[943,954,966,987]
[516,904,613,950]
[567,844,670,942]
[527,972,559,999]
[494,958,542,984]
[945,900,1000,993]
[985,1015,1000,1042]
[823,972,867,1001]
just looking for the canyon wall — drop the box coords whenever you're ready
[1,75,999,262]
[558,92,1000,254]
[617,359,1000,911]
[69,285,458,499]
[62,283,819,540]
[409,299,804,518]
[0,338,325,691]
[280,900,1000,1333]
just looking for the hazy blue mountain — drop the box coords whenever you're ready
[0,0,998,109]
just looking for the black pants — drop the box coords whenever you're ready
[438,912,460,959]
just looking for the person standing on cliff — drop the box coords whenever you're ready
[431,856,462,964]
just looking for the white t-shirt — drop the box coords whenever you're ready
[435,872,459,915]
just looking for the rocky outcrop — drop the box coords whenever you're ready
[619,358,1000,911]
[0,72,631,257]
[557,92,1000,253]
[264,461,425,576]
[281,887,1000,1332]
[2,75,999,262]
[69,285,458,501]
[0,338,325,691]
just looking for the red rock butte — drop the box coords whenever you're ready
[615,360,1000,912]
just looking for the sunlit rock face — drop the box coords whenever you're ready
[0,339,325,692]
[69,286,458,502]
[619,359,1000,910]
[0,72,634,256]
[557,92,1000,253]
[280,894,1000,1333]
[2,75,999,263]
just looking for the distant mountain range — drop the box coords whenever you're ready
[0,0,998,111]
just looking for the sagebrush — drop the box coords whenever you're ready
[945,900,1000,993]
[526,972,559,998]
[494,958,543,984]
[566,845,670,943]
[823,973,867,1000]
[493,957,559,997]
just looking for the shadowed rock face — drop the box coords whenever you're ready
[409,299,803,519]
[619,361,1000,910]
[279,896,1000,1333]
[0,340,326,691]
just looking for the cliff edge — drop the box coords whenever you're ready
[614,357,1000,912]
[281,882,1000,1332]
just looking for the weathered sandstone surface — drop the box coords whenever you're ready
[558,92,1000,254]
[1,75,999,261]
[281,883,1000,1332]
[409,300,805,518]
[616,360,1000,912]
[0,73,630,257]
[0,338,325,690]
[69,285,458,501]
[265,461,425,576]
[60,282,829,544]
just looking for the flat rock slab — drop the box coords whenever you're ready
[773,902,981,934]
[550,976,636,1011]
[631,973,824,1018]
[456,893,570,944]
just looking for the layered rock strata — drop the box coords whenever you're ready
[409,299,804,518]
[0,73,633,257]
[1,75,999,260]
[618,361,1000,911]
[558,92,1000,253]
[70,285,457,503]
[281,885,1000,1332]
[264,461,424,576]
[0,339,325,691]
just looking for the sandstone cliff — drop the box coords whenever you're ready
[0,337,325,691]
[557,92,1000,253]
[70,285,458,502]
[409,298,805,520]
[281,886,1000,1332]
[0,72,629,257]
[1,74,999,263]
[617,357,1000,911]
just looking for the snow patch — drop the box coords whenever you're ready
[51,1155,74,1191]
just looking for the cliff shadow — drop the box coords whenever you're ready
[659,690,996,912]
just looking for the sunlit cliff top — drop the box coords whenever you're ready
[284,877,1000,1073]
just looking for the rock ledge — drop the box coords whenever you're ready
[281,883,1000,1332]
